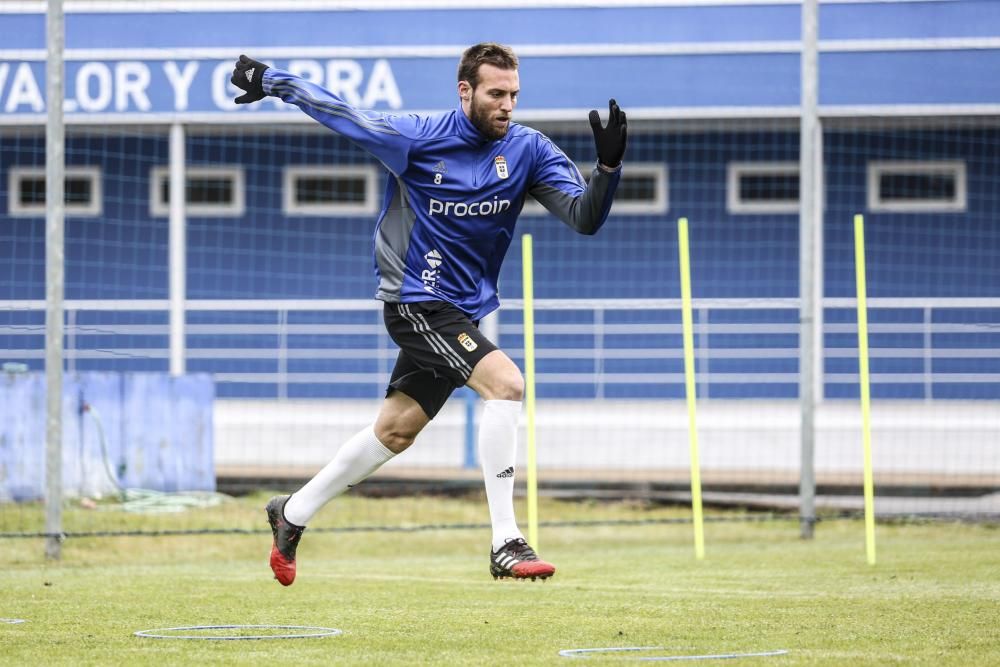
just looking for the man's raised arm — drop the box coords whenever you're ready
[529,99,628,235]
[230,55,415,176]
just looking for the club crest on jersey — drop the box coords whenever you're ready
[494,156,509,180]
[457,332,478,352]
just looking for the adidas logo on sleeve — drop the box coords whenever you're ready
[496,466,514,479]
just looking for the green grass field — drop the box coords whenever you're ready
[1,495,997,666]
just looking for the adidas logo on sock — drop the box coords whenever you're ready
[496,466,514,479]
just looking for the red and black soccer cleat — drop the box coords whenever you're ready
[265,495,305,586]
[489,538,556,581]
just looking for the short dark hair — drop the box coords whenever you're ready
[457,42,519,90]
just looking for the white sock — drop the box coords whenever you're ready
[478,399,525,552]
[283,424,395,526]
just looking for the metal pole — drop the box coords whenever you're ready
[798,0,820,539]
[462,307,501,468]
[813,123,825,408]
[481,308,499,347]
[169,122,186,376]
[44,0,65,560]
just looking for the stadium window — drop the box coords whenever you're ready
[867,160,966,213]
[282,165,379,217]
[8,166,102,217]
[149,166,245,217]
[521,162,668,216]
[727,162,799,214]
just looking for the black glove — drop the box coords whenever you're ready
[588,99,627,168]
[231,55,269,104]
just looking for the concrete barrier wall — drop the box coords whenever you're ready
[214,399,999,483]
[0,372,215,501]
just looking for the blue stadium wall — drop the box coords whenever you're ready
[2,125,998,401]
[2,1,999,400]
[4,127,1000,301]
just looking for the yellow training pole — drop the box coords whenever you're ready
[677,218,705,560]
[854,214,877,566]
[521,234,539,549]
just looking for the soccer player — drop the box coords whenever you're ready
[230,43,627,585]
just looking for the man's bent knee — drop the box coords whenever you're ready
[468,350,524,401]
[490,372,524,402]
[374,391,429,454]
[373,424,417,454]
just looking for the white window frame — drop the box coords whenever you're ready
[150,165,245,217]
[727,161,800,215]
[8,165,103,217]
[867,160,967,213]
[282,165,380,217]
[521,162,668,217]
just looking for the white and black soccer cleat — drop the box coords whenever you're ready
[489,538,556,581]
[265,495,305,586]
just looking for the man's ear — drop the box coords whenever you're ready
[458,81,472,101]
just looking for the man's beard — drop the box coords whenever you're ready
[469,97,509,140]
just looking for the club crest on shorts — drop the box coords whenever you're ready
[457,332,478,352]
[494,156,509,180]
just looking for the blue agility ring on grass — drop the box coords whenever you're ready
[559,647,789,661]
[134,625,343,640]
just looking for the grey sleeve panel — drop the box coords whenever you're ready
[374,177,416,302]
[528,165,619,235]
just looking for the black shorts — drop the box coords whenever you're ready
[382,301,497,419]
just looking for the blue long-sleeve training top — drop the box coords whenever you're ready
[264,68,621,321]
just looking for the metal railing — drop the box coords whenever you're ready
[2,297,999,400]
